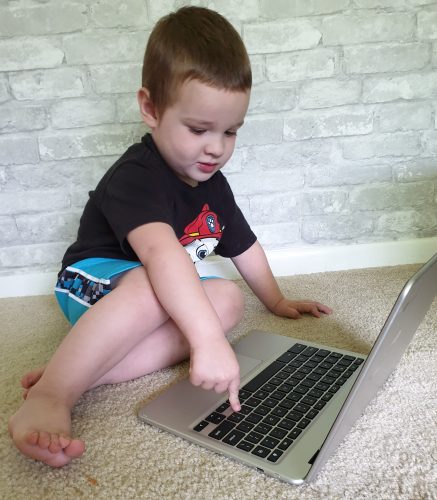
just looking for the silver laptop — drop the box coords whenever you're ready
[138,253,437,484]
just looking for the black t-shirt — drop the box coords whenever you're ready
[61,134,257,272]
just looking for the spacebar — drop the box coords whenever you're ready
[242,361,284,393]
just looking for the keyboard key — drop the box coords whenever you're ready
[236,422,254,433]
[293,403,310,414]
[243,361,284,393]
[254,390,269,399]
[215,402,230,413]
[227,412,245,423]
[278,438,294,450]
[208,421,235,440]
[238,405,253,416]
[288,344,306,354]
[238,389,252,400]
[271,406,288,417]
[297,418,311,429]
[193,421,209,432]
[277,352,296,363]
[260,436,280,449]
[253,405,270,416]
[246,432,263,444]
[223,430,245,446]
[287,410,304,422]
[252,446,270,458]
[278,418,295,431]
[206,412,226,424]
[269,427,287,439]
[306,409,319,420]
[263,398,279,408]
[271,390,287,400]
[314,400,326,410]
[245,413,263,424]
[246,397,262,407]
[263,415,280,426]
[278,399,294,410]
[254,423,272,435]
[302,347,318,357]
[301,395,317,406]
[237,441,254,452]
[289,428,302,439]
[267,449,283,463]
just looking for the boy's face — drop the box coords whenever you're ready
[139,80,250,187]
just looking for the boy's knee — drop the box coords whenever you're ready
[207,280,245,330]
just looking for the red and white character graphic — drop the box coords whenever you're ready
[179,204,223,263]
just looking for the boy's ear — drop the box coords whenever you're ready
[137,87,158,128]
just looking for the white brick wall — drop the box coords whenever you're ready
[0,0,436,277]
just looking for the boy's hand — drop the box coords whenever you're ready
[189,338,241,412]
[272,298,332,320]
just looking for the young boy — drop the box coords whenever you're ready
[9,6,331,468]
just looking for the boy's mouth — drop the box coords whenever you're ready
[197,162,217,174]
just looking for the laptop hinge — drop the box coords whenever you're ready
[308,449,320,465]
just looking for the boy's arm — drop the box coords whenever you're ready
[231,241,332,319]
[127,222,241,410]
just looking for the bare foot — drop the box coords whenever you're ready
[21,366,46,399]
[8,392,85,467]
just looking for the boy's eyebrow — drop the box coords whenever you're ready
[185,119,245,128]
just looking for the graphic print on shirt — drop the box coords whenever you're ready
[179,204,223,263]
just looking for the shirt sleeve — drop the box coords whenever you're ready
[97,160,173,252]
[214,175,257,258]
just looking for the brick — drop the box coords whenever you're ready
[394,159,437,182]
[375,209,437,237]
[422,131,437,155]
[302,214,374,243]
[0,216,19,244]
[252,222,301,248]
[90,64,142,94]
[301,189,348,215]
[363,73,437,103]
[248,85,297,114]
[89,0,148,28]
[236,117,283,147]
[321,13,415,45]
[224,147,247,173]
[246,140,335,171]
[344,43,430,74]
[353,0,410,7]
[117,95,141,124]
[376,102,432,132]
[259,0,349,17]
[0,76,10,103]
[0,191,70,216]
[249,192,300,224]
[0,242,66,268]
[0,38,64,72]
[0,102,47,133]
[341,132,421,159]
[0,3,87,36]
[349,182,433,211]
[418,10,437,40]
[227,171,303,196]
[250,55,266,85]
[299,79,361,109]
[244,19,321,54]
[6,157,111,191]
[284,107,373,141]
[308,163,393,187]
[38,125,138,160]
[51,99,116,129]
[266,49,337,82]
[208,0,260,21]
[64,31,147,65]
[10,68,85,101]
[15,211,81,243]
[0,136,39,166]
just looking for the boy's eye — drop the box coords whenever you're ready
[225,130,237,137]
[189,127,206,135]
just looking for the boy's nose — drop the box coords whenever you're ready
[205,135,224,157]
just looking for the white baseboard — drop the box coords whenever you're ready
[1,237,436,298]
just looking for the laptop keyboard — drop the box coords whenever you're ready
[193,343,364,463]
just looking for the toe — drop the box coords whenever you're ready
[64,439,86,458]
[37,431,51,449]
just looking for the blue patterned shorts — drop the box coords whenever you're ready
[54,258,142,325]
[54,257,219,326]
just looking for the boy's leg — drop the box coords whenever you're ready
[9,266,244,467]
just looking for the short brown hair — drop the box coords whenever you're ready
[142,6,252,115]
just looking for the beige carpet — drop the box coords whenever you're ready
[1,265,436,500]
